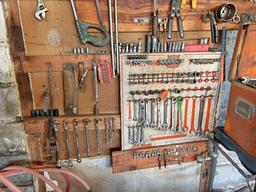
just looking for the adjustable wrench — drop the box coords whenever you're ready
[53,120,61,168]
[95,119,100,155]
[83,119,91,157]
[63,120,73,167]
[73,119,82,163]
[35,0,48,21]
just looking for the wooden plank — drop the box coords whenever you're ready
[17,0,247,56]
[112,140,208,173]
[24,115,121,162]
[23,115,121,133]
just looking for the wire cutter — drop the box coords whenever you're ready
[168,0,184,39]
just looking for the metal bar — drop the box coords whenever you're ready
[108,0,115,77]
[95,0,103,26]
[114,0,119,75]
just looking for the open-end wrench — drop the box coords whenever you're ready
[182,97,189,132]
[196,96,206,136]
[150,99,156,128]
[63,120,73,167]
[53,120,61,168]
[162,99,168,130]
[171,98,177,133]
[35,0,48,21]
[204,96,213,134]
[168,97,173,130]
[83,119,91,157]
[95,119,100,155]
[133,100,138,121]
[190,96,197,134]
[73,119,82,163]
[157,98,162,130]
[177,96,183,134]
[144,99,150,128]
[104,118,109,148]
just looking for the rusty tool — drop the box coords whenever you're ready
[53,120,61,168]
[73,119,82,163]
[63,120,73,167]
[83,119,91,157]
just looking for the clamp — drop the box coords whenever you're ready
[168,0,184,39]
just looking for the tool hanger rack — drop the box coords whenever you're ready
[5,0,256,175]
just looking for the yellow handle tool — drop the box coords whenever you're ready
[192,0,197,9]
[181,0,186,9]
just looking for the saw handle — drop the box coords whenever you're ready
[75,20,109,47]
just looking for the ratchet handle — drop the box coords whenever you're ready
[75,20,110,47]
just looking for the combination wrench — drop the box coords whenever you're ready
[150,99,156,128]
[95,119,100,155]
[162,99,168,130]
[177,96,183,134]
[157,98,162,129]
[190,96,197,134]
[73,119,82,163]
[204,96,213,134]
[196,96,206,136]
[171,98,177,133]
[104,118,109,148]
[53,120,61,168]
[83,119,91,157]
[63,120,73,167]
[35,0,48,21]
[182,97,189,132]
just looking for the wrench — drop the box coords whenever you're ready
[177,96,183,134]
[73,119,82,163]
[162,99,168,130]
[95,119,100,155]
[104,118,109,147]
[83,119,91,157]
[150,99,156,128]
[196,96,206,136]
[168,97,173,130]
[157,98,162,129]
[171,98,177,133]
[204,96,213,134]
[144,99,150,128]
[190,96,197,134]
[133,100,138,121]
[53,120,61,168]
[63,120,73,167]
[35,0,48,21]
[182,97,189,132]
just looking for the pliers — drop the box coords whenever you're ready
[168,0,184,39]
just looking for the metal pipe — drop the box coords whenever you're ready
[114,0,119,75]
[108,0,115,77]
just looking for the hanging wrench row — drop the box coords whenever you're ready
[52,117,116,167]
[115,42,142,53]
[127,95,214,136]
[128,71,217,85]
[129,86,214,96]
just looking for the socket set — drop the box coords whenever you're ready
[120,52,221,150]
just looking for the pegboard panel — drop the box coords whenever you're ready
[120,52,221,150]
